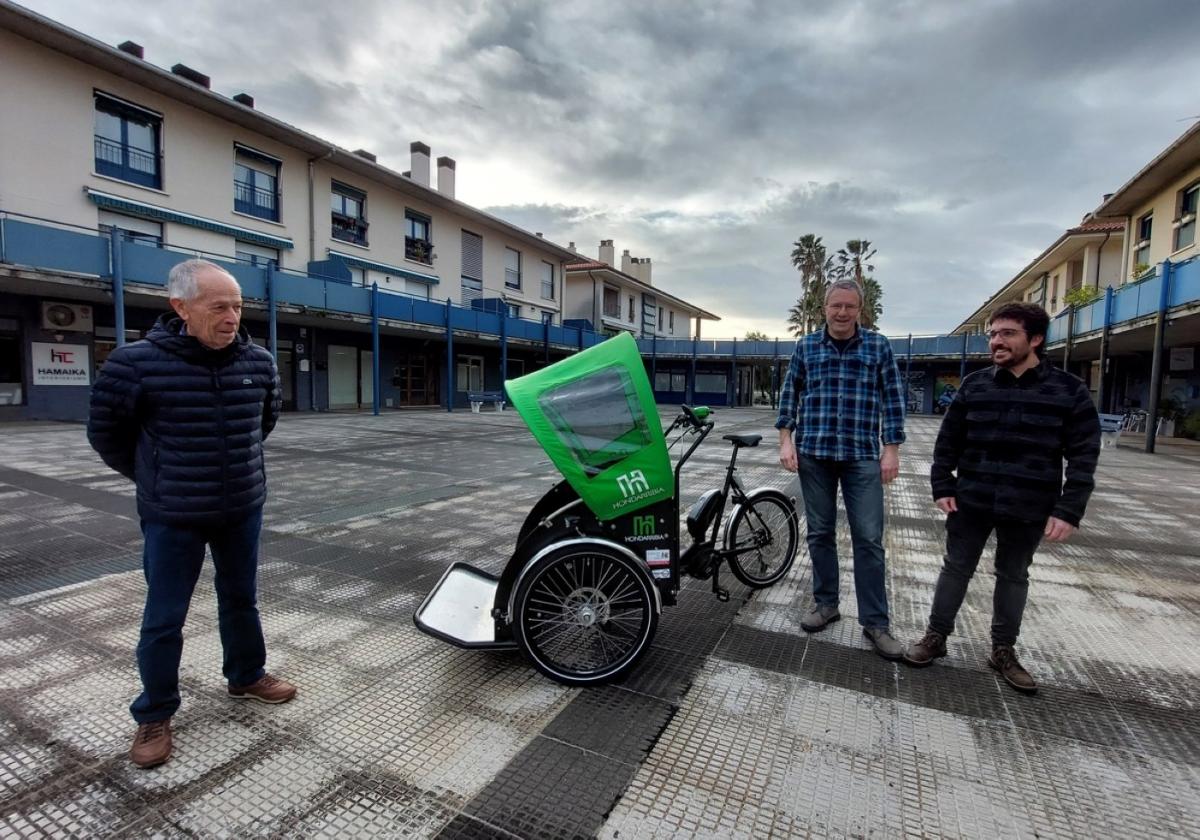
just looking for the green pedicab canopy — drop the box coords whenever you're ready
[505,333,673,521]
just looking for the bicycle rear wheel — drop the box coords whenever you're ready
[724,488,799,588]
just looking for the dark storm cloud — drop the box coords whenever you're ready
[21,0,1200,334]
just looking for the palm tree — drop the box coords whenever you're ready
[833,239,876,285]
[861,276,883,329]
[790,234,830,334]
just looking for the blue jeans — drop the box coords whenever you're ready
[130,510,266,723]
[797,455,890,630]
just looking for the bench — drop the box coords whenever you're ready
[467,391,506,413]
[1098,413,1123,448]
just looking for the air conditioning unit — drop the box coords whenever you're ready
[41,302,94,332]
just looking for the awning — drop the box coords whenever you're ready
[85,188,294,250]
[327,249,440,285]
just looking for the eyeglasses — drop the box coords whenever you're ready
[986,328,1026,341]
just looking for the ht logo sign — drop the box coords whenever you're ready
[633,515,656,537]
[616,470,649,498]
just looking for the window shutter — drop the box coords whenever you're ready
[461,230,483,280]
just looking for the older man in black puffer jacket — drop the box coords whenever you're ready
[89,258,295,769]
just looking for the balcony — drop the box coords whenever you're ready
[94,135,160,189]
[404,236,432,265]
[234,179,278,221]
[331,212,367,246]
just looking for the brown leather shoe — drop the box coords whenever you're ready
[988,645,1037,694]
[130,719,172,769]
[228,673,297,704]
[903,629,948,667]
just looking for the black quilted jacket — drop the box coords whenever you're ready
[87,314,281,527]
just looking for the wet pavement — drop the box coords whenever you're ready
[0,408,1197,838]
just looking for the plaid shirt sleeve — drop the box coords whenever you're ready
[774,339,804,431]
[876,335,906,446]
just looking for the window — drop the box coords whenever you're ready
[1133,212,1152,270]
[456,355,484,393]
[628,296,635,322]
[505,247,521,289]
[669,311,675,335]
[658,306,664,332]
[507,303,521,318]
[541,261,555,300]
[235,241,279,269]
[537,366,653,476]
[348,266,366,286]
[603,286,620,318]
[1175,183,1198,251]
[541,310,554,325]
[331,182,367,246]
[695,373,728,393]
[98,210,162,247]
[405,210,432,264]
[234,146,280,221]
[94,93,161,189]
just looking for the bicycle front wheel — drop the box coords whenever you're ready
[724,488,799,588]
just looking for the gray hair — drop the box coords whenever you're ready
[824,278,865,305]
[168,258,230,300]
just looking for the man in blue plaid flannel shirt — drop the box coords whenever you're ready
[776,279,907,659]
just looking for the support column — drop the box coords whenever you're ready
[1062,306,1075,373]
[906,332,913,392]
[1096,286,1114,412]
[729,338,737,406]
[267,265,278,360]
[445,297,454,413]
[500,307,509,383]
[1145,261,1173,453]
[688,336,698,404]
[650,333,657,392]
[371,282,380,416]
[109,227,126,346]
[959,333,967,383]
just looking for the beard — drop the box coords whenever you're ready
[992,346,1032,368]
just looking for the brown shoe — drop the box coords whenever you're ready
[130,719,172,769]
[903,629,948,667]
[988,645,1037,694]
[228,673,297,704]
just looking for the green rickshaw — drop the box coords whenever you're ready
[414,333,799,685]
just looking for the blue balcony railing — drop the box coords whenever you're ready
[234,179,278,221]
[93,135,160,189]
[7,211,1193,360]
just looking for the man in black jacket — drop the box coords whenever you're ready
[903,302,1100,694]
[89,259,295,768]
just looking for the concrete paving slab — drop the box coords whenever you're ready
[0,408,1197,838]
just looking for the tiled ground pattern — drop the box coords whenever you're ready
[0,410,1196,838]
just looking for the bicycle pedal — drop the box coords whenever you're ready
[715,587,730,602]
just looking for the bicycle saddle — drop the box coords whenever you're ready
[722,434,762,448]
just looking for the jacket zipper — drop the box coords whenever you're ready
[213,367,228,518]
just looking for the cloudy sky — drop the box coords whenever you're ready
[20,0,1200,338]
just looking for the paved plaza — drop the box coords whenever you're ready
[0,407,1198,838]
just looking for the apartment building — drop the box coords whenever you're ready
[563,240,718,339]
[0,0,583,417]
[951,121,1200,423]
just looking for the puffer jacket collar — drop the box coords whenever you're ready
[144,313,251,366]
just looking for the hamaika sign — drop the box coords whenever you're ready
[31,343,90,386]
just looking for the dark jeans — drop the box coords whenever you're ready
[928,507,1044,647]
[130,510,266,724]
[797,454,889,629]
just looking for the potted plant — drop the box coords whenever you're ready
[1157,396,1185,438]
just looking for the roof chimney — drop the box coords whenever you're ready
[117,40,143,59]
[437,156,456,199]
[638,257,652,286]
[1102,192,1114,203]
[598,240,614,265]
[410,141,431,186]
[170,63,210,89]
[568,242,577,252]
[353,149,377,163]
[621,249,634,275]
[232,93,254,108]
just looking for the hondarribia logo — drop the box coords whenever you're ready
[624,514,660,543]
[613,469,665,511]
